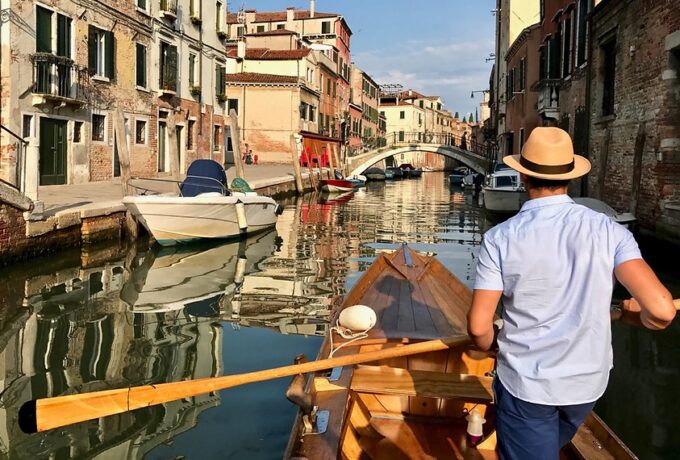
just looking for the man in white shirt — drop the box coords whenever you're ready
[468,127,675,459]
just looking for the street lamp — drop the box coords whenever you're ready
[471,90,489,99]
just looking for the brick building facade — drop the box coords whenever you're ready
[588,0,680,238]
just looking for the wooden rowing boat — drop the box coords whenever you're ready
[284,245,637,459]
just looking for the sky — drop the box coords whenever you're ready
[231,0,496,118]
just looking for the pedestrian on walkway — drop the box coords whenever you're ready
[467,127,675,460]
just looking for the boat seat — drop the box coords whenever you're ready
[351,365,493,404]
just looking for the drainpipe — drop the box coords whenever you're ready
[582,3,594,197]
[199,0,204,136]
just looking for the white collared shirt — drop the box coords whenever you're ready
[474,194,641,405]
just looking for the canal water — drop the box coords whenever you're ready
[0,172,677,459]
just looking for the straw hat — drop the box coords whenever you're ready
[503,127,591,180]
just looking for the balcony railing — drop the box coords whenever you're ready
[159,0,178,19]
[31,53,88,104]
[535,79,561,120]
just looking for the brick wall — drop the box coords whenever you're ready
[588,0,680,234]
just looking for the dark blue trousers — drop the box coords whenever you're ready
[493,377,596,460]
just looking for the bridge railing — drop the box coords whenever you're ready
[352,131,496,159]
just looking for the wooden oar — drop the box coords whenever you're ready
[19,335,471,434]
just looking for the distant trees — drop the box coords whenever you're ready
[454,111,459,120]
[468,114,474,123]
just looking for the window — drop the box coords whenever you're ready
[321,21,331,34]
[88,26,115,79]
[548,35,561,79]
[215,2,223,32]
[189,0,197,16]
[159,41,178,91]
[326,78,331,95]
[576,0,589,66]
[419,100,424,108]
[187,120,195,150]
[309,105,315,123]
[22,115,33,138]
[399,131,404,142]
[36,6,72,57]
[276,24,285,30]
[215,64,226,100]
[189,53,197,87]
[601,39,617,116]
[519,128,525,152]
[519,58,526,91]
[237,26,245,37]
[333,81,336,97]
[227,98,239,115]
[213,125,221,151]
[539,45,546,80]
[135,120,146,144]
[92,114,106,142]
[74,121,83,143]
[137,0,147,10]
[136,43,147,88]
[256,25,265,33]
[400,111,405,119]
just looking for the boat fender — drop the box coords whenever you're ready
[338,305,376,332]
[235,202,248,231]
[275,204,284,216]
[466,410,486,446]
[235,256,247,286]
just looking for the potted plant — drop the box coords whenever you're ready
[217,30,228,40]
[190,15,202,25]
[217,93,228,103]
[190,86,201,96]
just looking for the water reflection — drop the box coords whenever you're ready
[2,173,673,459]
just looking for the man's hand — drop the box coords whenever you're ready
[614,260,676,330]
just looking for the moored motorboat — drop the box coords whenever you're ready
[347,174,367,188]
[481,168,528,214]
[319,178,354,193]
[449,166,470,185]
[123,160,282,246]
[284,246,637,459]
[399,163,423,178]
[386,166,403,179]
[384,169,395,180]
[574,197,637,229]
[364,167,386,181]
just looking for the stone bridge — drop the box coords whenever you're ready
[346,139,492,177]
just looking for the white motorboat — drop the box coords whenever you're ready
[124,160,282,246]
[481,168,528,214]
[574,197,637,228]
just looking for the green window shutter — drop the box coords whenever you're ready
[189,55,195,86]
[56,14,71,58]
[166,45,178,91]
[136,44,146,87]
[88,26,96,75]
[105,31,115,79]
[36,7,52,53]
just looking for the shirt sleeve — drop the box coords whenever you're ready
[613,223,642,267]
[474,235,504,291]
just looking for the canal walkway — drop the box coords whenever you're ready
[38,164,303,217]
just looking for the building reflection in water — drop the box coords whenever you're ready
[0,173,491,458]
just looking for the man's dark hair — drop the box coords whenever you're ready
[524,175,570,190]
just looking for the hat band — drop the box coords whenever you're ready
[520,155,575,175]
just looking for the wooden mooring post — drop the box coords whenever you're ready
[228,109,246,180]
[290,134,304,194]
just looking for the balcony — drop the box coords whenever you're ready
[534,79,561,120]
[159,0,178,20]
[31,53,87,106]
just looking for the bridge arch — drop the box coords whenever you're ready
[347,145,489,177]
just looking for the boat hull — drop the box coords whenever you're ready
[482,188,528,213]
[123,195,279,245]
[449,174,464,185]
[320,179,354,193]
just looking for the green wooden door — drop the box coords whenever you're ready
[40,118,68,185]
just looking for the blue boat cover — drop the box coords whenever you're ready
[180,160,228,197]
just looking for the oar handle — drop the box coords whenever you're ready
[19,335,470,433]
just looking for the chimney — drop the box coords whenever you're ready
[310,0,315,18]
[237,40,246,59]
[408,90,413,96]
[287,7,295,22]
